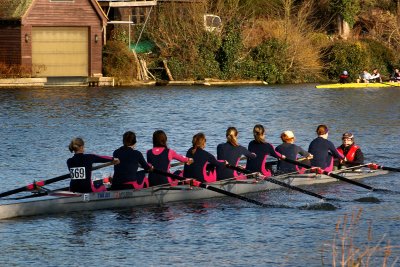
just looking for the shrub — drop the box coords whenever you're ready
[321,41,369,81]
[250,38,288,83]
[0,63,34,78]
[194,32,222,80]
[321,39,398,81]
[216,20,243,79]
[102,41,137,82]
[361,38,397,77]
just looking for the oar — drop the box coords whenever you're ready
[3,187,71,200]
[152,168,336,210]
[369,163,400,172]
[225,164,328,201]
[0,162,114,198]
[225,165,338,209]
[149,168,281,208]
[226,164,381,203]
[282,158,390,193]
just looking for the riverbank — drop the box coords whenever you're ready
[0,77,268,88]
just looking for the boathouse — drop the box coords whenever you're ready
[0,0,107,77]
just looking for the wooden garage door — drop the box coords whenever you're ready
[32,27,88,77]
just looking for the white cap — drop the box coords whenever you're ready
[283,130,294,138]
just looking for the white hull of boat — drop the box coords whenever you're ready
[0,169,388,220]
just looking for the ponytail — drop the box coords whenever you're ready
[191,132,206,154]
[226,127,238,147]
[253,124,265,143]
[69,137,84,153]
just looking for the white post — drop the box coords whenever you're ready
[128,15,131,49]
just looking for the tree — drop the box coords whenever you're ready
[329,0,360,39]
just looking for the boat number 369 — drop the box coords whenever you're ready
[70,167,86,179]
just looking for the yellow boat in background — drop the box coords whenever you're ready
[316,82,400,89]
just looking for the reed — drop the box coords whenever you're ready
[323,208,399,267]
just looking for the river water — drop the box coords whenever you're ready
[0,84,399,266]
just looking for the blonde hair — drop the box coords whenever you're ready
[69,137,84,153]
[280,132,294,143]
[226,127,238,146]
[191,132,206,154]
[253,124,265,143]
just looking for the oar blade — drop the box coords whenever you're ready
[298,202,337,211]
[381,166,400,172]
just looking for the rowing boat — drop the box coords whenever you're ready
[316,82,400,89]
[0,167,388,220]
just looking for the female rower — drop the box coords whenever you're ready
[111,131,152,190]
[246,124,283,177]
[147,130,193,187]
[308,125,344,172]
[276,130,313,174]
[216,127,256,180]
[184,133,227,183]
[67,137,119,193]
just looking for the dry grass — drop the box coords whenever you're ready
[242,0,324,82]
[356,8,400,51]
[0,63,34,78]
[324,208,399,267]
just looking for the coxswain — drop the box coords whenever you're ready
[276,130,313,174]
[67,137,119,193]
[184,133,227,183]
[147,130,193,187]
[246,124,283,177]
[336,132,364,169]
[308,125,344,172]
[216,127,256,180]
[111,131,152,190]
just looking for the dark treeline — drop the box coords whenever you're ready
[103,0,400,84]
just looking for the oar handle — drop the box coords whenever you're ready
[43,161,115,185]
[368,163,400,172]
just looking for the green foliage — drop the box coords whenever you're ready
[322,39,399,81]
[193,32,222,79]
[216,20,243,79]
[249,38,289,83]
[361,38,397,76]
[322,41,368,81]
[102,41,136,81]
[167,57,191,80]
[329,0,360,27]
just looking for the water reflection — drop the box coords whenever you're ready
[66,212,96,245]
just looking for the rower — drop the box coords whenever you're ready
[184,133,227,183]
[335,132,364,169]
[339,70,350,84]
[67,137,119,193]
[216,127,256,180]
[246,124,284,177]
[147,130,193,187]
[276,130,313,174]
[308,125,344,172]
[111,131,152,190]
